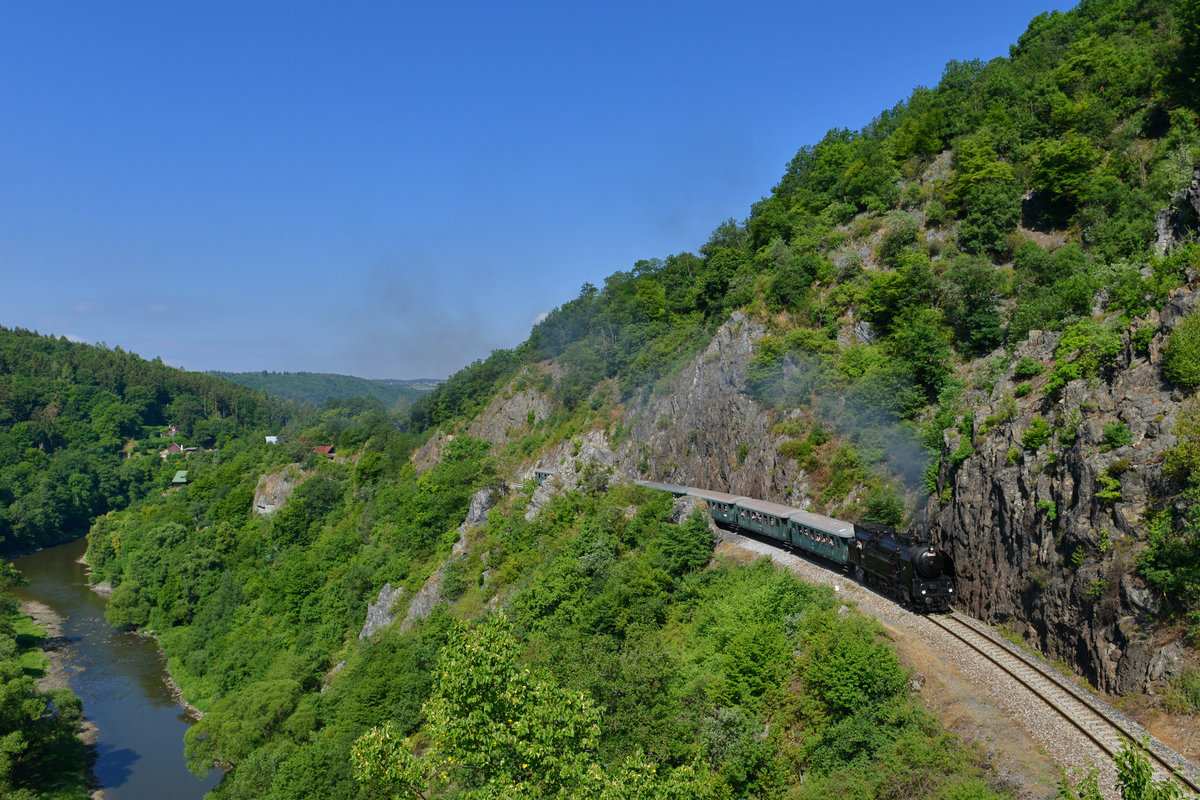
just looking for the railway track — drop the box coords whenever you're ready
[926,611,1200,795]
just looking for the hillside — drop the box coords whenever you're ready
[0,328,302,555]
[209,371,440,408]
[66,0,1200,797]
[406,0,1200,699]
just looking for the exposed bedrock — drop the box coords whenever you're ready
[924,284,1198,694]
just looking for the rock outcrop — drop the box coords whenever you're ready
[252,466,309,515]
[924,284,1199,693]
[359,583,406,639]
[1155,165,1200,254]
[468,387,553,445]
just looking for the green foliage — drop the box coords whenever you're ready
[949,134,1022,255]
[0,328,297,554]
[210,371,437,407]
[658,511,715,578]
[1009,243,1095,345]
[1164,311,1200,389]
[1036,499,1058,521]
[1044,319,1123,397]
[1095,474,1123,503]
[863,485,905,527]
[1029,131,1100,224]
[0,569,88,798]
[1023,415,1052,451]
[1013,357,1044,381]
[1057,738,1190,800]
[1163,667,1200,715]
[352,616,713,800]
[945,255,1004,355]
[1103,420,1133,449]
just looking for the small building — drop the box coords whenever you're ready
[265,435,279,445]
[313,445,335,459]
[159,443,183,460]
[171,470,188,487]
[533,467,555,485]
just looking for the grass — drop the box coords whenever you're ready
[12,611,51,676]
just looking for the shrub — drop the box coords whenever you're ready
[1103,420,1133,449]
[1106,458,1130,477]
[1095,474,1123,503]
[1012,357,1044,381]
[1023,416,1052,450]
[1043,320,1123,397]
[925,199,948,228]
[863,485,904,527]
[1164,311,1200,388]
[1036,499,1058,521]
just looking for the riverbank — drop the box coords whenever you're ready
[77,552,204,721]
[19,600,104,800]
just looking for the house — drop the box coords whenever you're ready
[171,470,188,487]
[159,443,184,460]
[313,445,335,459]
[533,467,555,485]
[265,435,279,445]
[160,425,181,438]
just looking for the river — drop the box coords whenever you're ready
[11,537,221,799]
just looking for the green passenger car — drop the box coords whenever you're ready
[787,508,854,566]
[686,488,749,526]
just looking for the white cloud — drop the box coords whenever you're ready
[64,333,86,343]
[72,301,101,312]
[533,311,549,325]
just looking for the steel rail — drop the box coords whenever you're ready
[926,612,1200,796]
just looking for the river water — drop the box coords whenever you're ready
[11,537,221,799]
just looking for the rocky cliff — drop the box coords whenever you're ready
[924,283,1199,694]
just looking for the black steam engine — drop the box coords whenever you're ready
[849,522,955,612]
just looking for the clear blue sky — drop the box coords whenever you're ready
[1,1,1067,379]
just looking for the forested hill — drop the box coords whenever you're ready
[210,371,440,407]
[0,327,299,554]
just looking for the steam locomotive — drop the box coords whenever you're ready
[636,481,955,612]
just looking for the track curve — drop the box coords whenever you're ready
[927,611,1200,795]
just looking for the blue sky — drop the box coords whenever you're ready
[1,1,1066,379]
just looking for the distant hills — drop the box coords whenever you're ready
[210,370,441,407]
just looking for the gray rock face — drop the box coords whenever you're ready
[1155,165,1200,254]
[359,583,406,640]
[614,311,819,508]
[468,387,553,445]
[459,487,496,532]
[252,466,309,515]
[922,284,1198,693]
[520,311,828,516]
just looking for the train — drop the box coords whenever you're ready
[635,480,955,612]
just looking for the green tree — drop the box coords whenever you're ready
[1056,738,1191,800]
[1164,311,1200,389]
[351,615,711,800]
